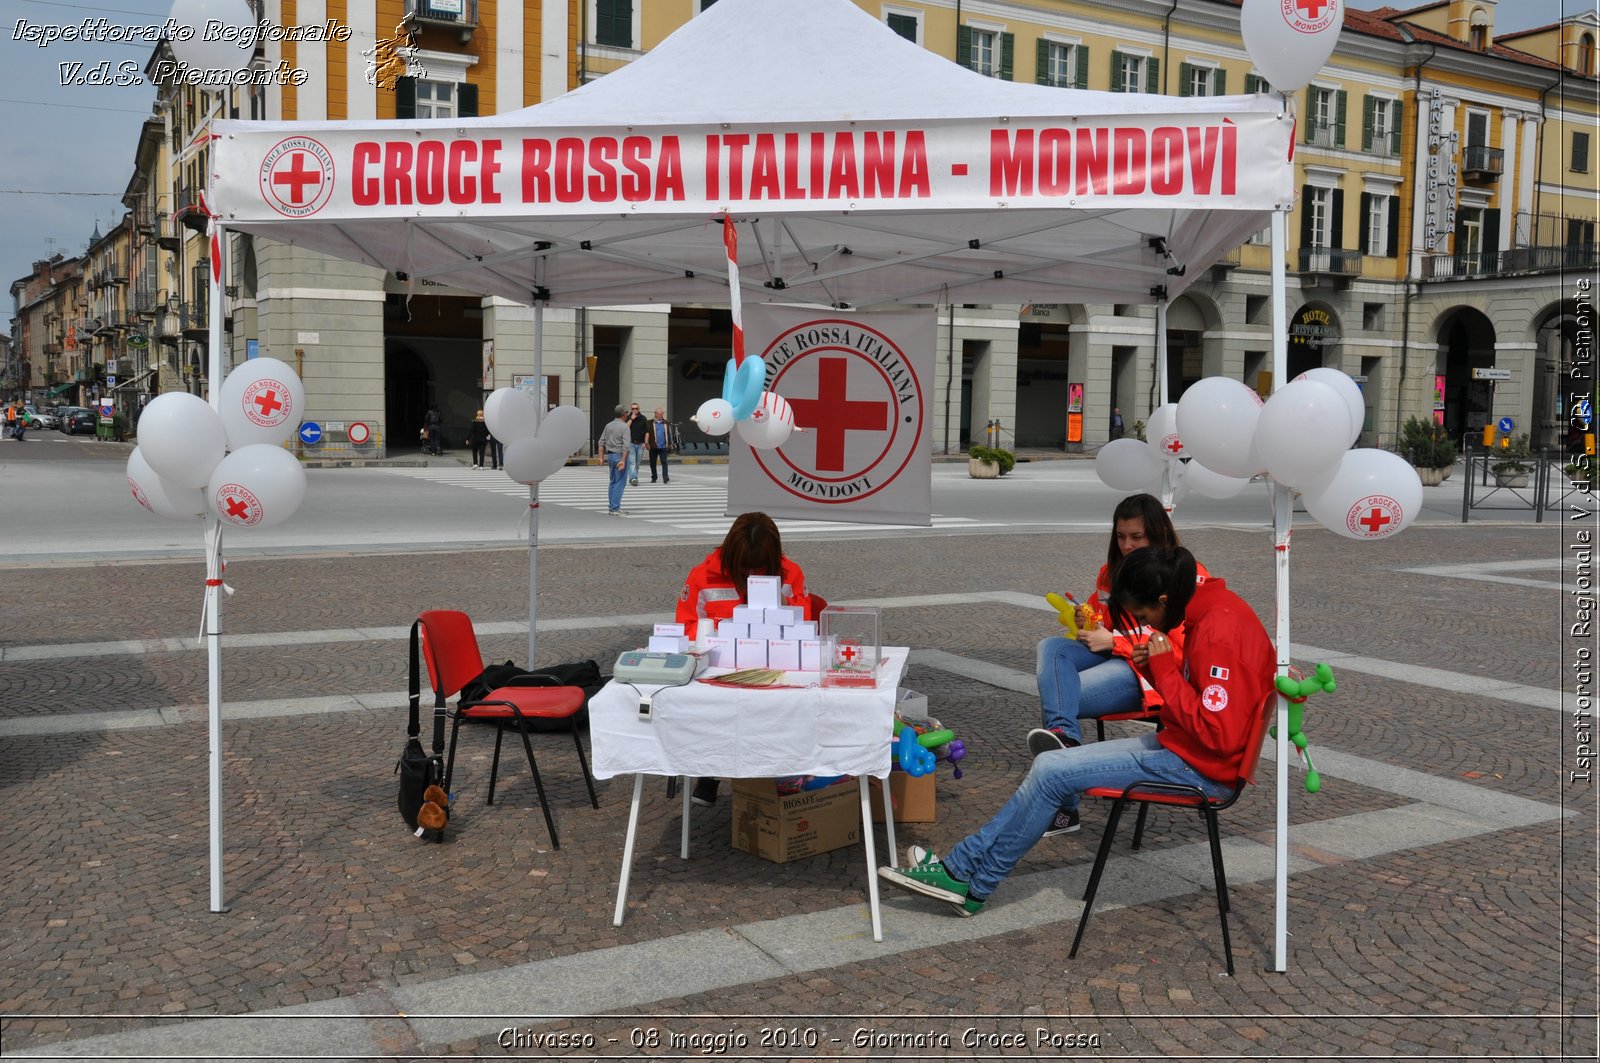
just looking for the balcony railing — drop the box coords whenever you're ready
[1462,144,1504,179]
[175,186,209,233]
[1305,122,1340,149]
[406,0,478,39]
[155,212,180,251]
[1298,246,1364,276]
[1424,242,1598,281]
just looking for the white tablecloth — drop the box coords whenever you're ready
[590,647,908,781]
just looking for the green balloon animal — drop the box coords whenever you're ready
[1272,662,1335,794]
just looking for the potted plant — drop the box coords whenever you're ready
[1400,416,1457,486]
[1490,432,1533,487]
[968,445,1015,478]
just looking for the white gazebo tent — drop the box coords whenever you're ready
[207,0,1302,964]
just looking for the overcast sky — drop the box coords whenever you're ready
[1,0,1589,315]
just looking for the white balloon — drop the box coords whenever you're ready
[537,404,588,454]
[1145,403,1187,460]
[1257,378,1352,488]
[207,444,306,530]
[483,387,540,444]
[692,397,736,437]
[1301,448,1423,541]
[1095,439,1164,492]
[127,448,206,520]
[1296,367,1365,447]
[218,356,305,449]
[1177,376,1265,479]
[1183,460,1253,500]
[167,0,256,76]
[735,392,795,449]
[136,392,227,489]
[504,436,568,485]
[1240,0,1344,94]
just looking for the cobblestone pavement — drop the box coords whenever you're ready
[0,519,1594,1061]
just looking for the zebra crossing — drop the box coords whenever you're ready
[385,465,1001,536]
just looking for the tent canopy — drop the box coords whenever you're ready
[211,0,1293,310]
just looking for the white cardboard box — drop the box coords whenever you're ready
[749,623,783,640]
[648,635,690,654]
[746,575,781,608]
[765,606,803,626]
[704,637,736,668]
[784,621,817,641]
[732,605,764,623]
[800,639,822,671]
[735,638,769,668]
[767,638,800,670]
[653,622,687,637]
[717,620,750,639]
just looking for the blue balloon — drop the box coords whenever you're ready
[721,356,766,421]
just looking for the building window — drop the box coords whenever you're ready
[1307,186,1333,247]
[1246,73,1272,93]
[1118,52,1147,93]
[1360,193,1397,257]
[1571,219,1597,248]
[972,28,996,76]
[1183,63,1213,97]
[885,11,918,44]
[1574,131,1591,173]
[594,0,632,48]
[1465,110,1489,150]
[1041,41,1079,88]
[1364,96,1400,156]
[414,79,454,118]
[1469,9,1489,51]
[1307,86,1345,147]
[1458,207,1484,258]
[1581,32,1596,76]
[958,24,1012,80]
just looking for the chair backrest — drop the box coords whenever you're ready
[1234,686,1282,789]
[417,610,486,701]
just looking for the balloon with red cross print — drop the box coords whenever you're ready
[1240,0,1344,94]
[735,391,795,449]
[218,357,306,450]
[136,391,227,490]
[127,447,206,521]
[206,444,307,530]
[1300,448,1422,541]
[1145,403,1187,461]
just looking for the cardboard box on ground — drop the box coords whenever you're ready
[869,771,936,823]
[732,779,860,863]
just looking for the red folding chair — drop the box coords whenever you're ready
[412,610,599,850]
[1068,689,1278,975]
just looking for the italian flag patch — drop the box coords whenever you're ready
[1209,665,1230,680]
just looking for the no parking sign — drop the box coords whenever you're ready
[347,421,371,445]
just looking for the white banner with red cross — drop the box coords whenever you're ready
[728,307,933,526]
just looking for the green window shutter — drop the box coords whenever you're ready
[1075,47,1089,89]
[395,77,416,119]
[1386,195,1400,257]
[1358,193,1373,254]
[1335,89,1348,147]
[1245,73,1261,93]
[1330,188,1344,249]
[1036,38,1051,85]
[1000,32,1014,81]
[596,0,633,47]
[1305,92,1316,142]
[1362,95,1376,152]
[1213,68,1226,95]
[957,25,973,72]
[1300,186,1314,246]
[1146,56,1160,94]
[457,83,477,118]
[1110,50,1126,92]
[1390,100,1404,155]
[1483,209,1501,259]
[1179,61,1194,97]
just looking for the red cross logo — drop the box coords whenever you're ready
[1283,0,1337,31]
[838,643,859,664]
[216,483,264,527]
[272,153,321,205]
[1297,0,1329,18]
[787,357,889,472]
[1358,507,1391,533]
[225,495,251,520]
[1202,684,1229,711]
[252,390,283,418]
[1345,493,1402,538]
[259,137,336,218]
[1162,435,1184,455]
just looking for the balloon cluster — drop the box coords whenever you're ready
[893,716,966,780]
[128,358,308,529]
[482,388,588,485]
[1096,369,1424,542]
[690,356,796,449]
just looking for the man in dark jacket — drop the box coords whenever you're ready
[646,406,679,483]
[626,402,648,485]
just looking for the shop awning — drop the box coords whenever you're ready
[46,382,76,398]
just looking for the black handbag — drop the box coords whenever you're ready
[397,620,449,840]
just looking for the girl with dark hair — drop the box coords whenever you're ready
[1030,496,1212,837]
[878,547,1273,917]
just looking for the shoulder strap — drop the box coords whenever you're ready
[408,618,449,755]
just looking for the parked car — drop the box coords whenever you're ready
[21,405,58,430]
[60,407,97,434]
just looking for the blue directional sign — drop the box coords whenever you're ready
[1578,398,1593,430]
[1497,416,1515,434]
[298,421,323,446]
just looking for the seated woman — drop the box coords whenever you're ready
[674,511,822,805]
[878,546,1274,917]
[1030,494,1211,836]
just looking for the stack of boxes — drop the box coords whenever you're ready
[700,574,822,670]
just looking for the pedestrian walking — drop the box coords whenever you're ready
[9,402,27,442]
[1109,407,1125,440]
[598,404,632,515]
[626,402,647,485]
[646,406,678,483]
[488,430,504,470]
[423,405,443,456]
[466,409,490,468]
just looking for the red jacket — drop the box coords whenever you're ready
[1089,559,1211,708]
[1147,578,1275,784]
[675,550,812,639]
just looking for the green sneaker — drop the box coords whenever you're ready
[878,849,970,906]
[953,894,985,917]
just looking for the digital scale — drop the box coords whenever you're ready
[613,650,701,686]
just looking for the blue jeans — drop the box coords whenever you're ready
[1036,636,1143,744]
[607,455,627,511]
[942,733,1231,900]
[627,442,643,481]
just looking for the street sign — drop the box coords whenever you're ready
[1497,416,1515,434]
[298,421,323,446]
[99,400,113,418]
[1471,368,1512,381]
[127,333,149,350]
[1578,398,1593,430]
[347,421,371,445]
[107,376,117,388]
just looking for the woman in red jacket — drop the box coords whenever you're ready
[879,546,1272,916]
[674,511,822,806]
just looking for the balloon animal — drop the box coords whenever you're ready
[1272,663,1335,793]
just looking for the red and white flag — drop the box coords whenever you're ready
[723,215,744,365]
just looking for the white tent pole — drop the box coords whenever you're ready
[1156,298,1172,508]
[207,223,228,914]
[528,300,544,667]
[1270,205,1292,973]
